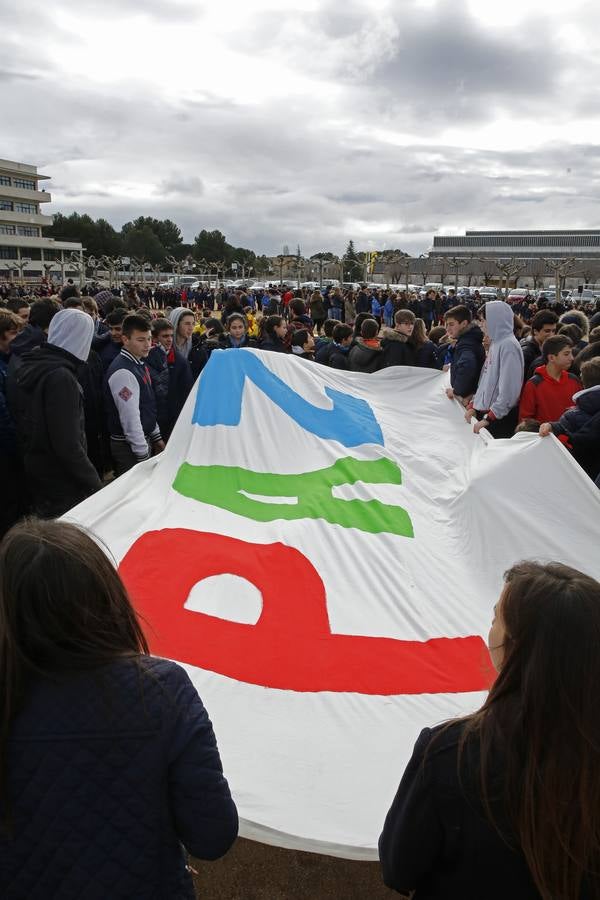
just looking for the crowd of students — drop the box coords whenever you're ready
[1,281,599,535]
[1,278,600,897]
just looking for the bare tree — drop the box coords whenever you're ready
[542,257,577,305]
[275,254,295,285]
[493,257,527,296]
[463,254,479,287]
[478,258,497,287]
[447,256,466,290]
[529,258,547,291]
[100,255,123,289]
[578,258,600,288]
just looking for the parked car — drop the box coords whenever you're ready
[507,289,529,303]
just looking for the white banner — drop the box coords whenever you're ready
[67,349,600,859]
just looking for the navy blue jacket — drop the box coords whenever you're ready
[105,350,159,440]
[449,325,486,397]
[415,340,442,370]
[146,345,194,440]
[380,721,595,899]
[551,385,600,480]
[2,656,238,899]
[0,350,16,457]
[315,341,350,369]
[93,332,123,372]
[259,336,289,353]
[355,292,370,315]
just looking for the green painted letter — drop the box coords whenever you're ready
[173,457,414,538]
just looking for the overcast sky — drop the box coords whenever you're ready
[3,0,600,256]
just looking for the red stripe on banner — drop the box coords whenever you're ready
[119,529,495,696]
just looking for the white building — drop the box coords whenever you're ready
[0,158,83,283]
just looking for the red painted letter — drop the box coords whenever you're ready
[120,529,494,695]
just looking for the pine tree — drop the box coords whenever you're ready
[343,240,362,281]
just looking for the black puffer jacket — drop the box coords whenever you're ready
[14,345,102,517]
[379,328,417,368]
[348,339,384,373]
[520,336,542,381]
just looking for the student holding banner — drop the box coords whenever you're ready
[380,561,600,899]
[0,518,238,898]
[466,300,524,438]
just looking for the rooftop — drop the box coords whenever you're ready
[0,159,50,180]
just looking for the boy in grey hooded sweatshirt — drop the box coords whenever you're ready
[467,300,524,438]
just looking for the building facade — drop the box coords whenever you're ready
[431,229,600,259]
[0,158,83,283]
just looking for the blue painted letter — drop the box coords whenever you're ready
[193,350,384,447]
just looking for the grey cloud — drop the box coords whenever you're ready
[58,0,203,20]
[316,0,366,38]
[159,175,204,195]
[329,191,384,204]
[492,193,547,203]
[2,1,599,257]
[0,69,39,82]
[361,2,563,125]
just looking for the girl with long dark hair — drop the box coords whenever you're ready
[409,317,442,369]
[380,561,600,900]
[259,315,289,352]
[0,518,237,898]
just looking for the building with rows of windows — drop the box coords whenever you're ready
[431,229,600,259]
[0,158,83,283]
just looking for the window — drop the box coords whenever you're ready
[0,247,14,259]
[15,202,37,214]
[0,201,13,211]
[17,226,39,237]
[0,175,10,187]
[13,178,36,190]
[0,225,16,235]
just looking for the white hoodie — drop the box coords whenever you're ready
[47,308,94,362]
[473,301,524,419]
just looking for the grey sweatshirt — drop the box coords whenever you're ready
[473,301,524,419]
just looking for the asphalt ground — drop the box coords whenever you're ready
[190,838,396,899]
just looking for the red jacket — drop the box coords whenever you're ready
[518,365,581,424]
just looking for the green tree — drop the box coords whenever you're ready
[121,225,165,265]
[310,251,336,261]
[343,240,362,281]
[254,255,271,276]
[122,217,183,255]
[193,229,232,263]
[46,212,122,257]
[231,247,256,266]
[95,218,121,256]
